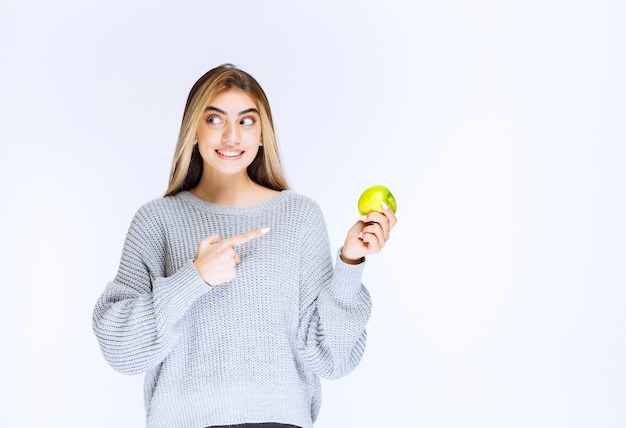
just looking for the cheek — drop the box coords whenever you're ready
[250,129,263,146]
[246,144,261,159]
[195,133,218,159]
[196,126,219,143]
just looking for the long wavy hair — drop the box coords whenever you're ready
[164,64,289,196]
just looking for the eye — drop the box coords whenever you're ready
[206,115,223,125]
[240,117,256,126]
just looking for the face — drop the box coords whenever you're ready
[195,89,262,178]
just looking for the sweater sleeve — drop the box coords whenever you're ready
[92,204,211,375]
[297,203,372,380]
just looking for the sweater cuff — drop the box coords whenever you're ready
[153,260,212,328]
[332,248,366,300]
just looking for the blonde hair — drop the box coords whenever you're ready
[165,64,289,196]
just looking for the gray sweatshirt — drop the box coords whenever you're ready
[92,190,372,428]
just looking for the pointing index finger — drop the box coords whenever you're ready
[225,227,270,248]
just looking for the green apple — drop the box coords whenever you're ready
[357,185,397,215]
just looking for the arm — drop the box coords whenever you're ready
[297,204,372,380]
[92,205,210,375]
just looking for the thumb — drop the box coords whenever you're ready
[346,220,364,238]
[199,234,221,248]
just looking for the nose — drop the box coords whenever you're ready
[222,121,239,146]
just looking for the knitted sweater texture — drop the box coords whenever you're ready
[92,190,372,428]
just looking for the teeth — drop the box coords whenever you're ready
[218,150,241,157]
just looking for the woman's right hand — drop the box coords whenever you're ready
[193,227,269,286]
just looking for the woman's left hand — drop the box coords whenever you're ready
[340,202,398,264]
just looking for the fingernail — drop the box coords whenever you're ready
[261,227,271,234]
[381,202,389,210]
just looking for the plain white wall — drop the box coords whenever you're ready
[1,0,624,427]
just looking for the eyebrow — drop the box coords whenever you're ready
[204,106,260,116]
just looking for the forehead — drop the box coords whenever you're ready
[207,89,258,111]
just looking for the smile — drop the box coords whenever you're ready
[216,149,244,159]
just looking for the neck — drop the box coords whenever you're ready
[190,171,265,207]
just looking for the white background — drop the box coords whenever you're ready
[1,0,625,427]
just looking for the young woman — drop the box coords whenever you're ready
[93,64,396,428]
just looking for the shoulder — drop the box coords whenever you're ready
[135,192,192,216]
[133,196,167,220]
[278,191,329,239]
[122,194,193,253]
[129,194,186,233]
[280,191,325,220]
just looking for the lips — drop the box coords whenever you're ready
[216,149,244,159]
